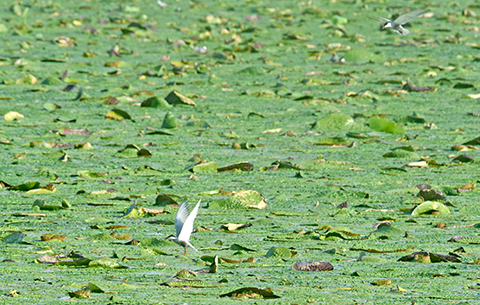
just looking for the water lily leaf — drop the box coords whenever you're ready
[35,254,61,264]
[417,189,445,201]
[41,234,66,242]
[44,102,60,112]
[292,260,333,272]
[161,111,177,128]
[141,247,169,256]
[465,93,480,99]
[452,154,475,163]
[369,116,405,134]
[312,113,359,130]
[164,90,196,106]
[87,190,114,199]
[383,149,419,159]
[86,283,105,293]
[123,204,145,218]
[106,108,132,121]
[2,232,26,244]
[230,243,256,252]
[232,142,256,149]
[88,258,125,269]
[58,257,93,267]
[11,181,40,191]
[325,230,363,240]
[346,132,381,139]
[78,170,107,178]
[116,144,151,158]
[402,81,436,92]
[226,190,266,209]
[398,251,461,263]
[138,207,165,216]
[41,77,63,85]
[453,82,476,89]
[218,161,253,172]
[219,222,252,231]
[141,96,172,108]
[68,289,90,299]
[315,137,352,146]
[32,199,63,210]
[265,246,293,259]
[190,161,218,173]
[332,15,348,25]
[154,193,180,206]
[16,74,38,85]
[88,233,115,242]
[4,111,24,121]
[406,160,428,168]
[220,287,280,299]
[411,201,450,216]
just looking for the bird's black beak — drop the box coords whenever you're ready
[165,235,174,240]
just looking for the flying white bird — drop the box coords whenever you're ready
[372,10,429,35]
[166,199,201,255]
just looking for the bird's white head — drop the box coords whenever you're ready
[165,235,176,241]
[382,23,392,29]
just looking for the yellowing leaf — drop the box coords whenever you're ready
[465,93,480,99]
[4,111,24,121]
[406,161,428,168]
[262,128,282,133]
[16,74,38,85]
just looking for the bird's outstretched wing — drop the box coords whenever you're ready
[370,16,391,23]
[175,200,190,237]
[177,200,201,242]
[392,10,429,27]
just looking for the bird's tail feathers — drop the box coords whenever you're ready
[188,243,198,252]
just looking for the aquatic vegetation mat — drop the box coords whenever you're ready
[1,0,480,304]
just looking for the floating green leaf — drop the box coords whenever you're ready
[369,116,405,134]
[411,201,450,216]
[312,113,359,130]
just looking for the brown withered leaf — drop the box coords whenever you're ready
[448,236,466,242]
[218,222,252,231]
[106,109,132,121]
[218,161,253,172]
[41,234,66,242]
[220,287,281,299]
[164,90,196,106]
[402,80,436,92]
[292,260,334,272]
[398,251,461,263]
[68,289,90,299]
[54,36,76,47]
[417,189,445,201]
[414,184,431,191]
[104,97,121,105]
[138,207,166,215]
[155,193,181,206]
[453,154,475,163]
[61,128,91,136]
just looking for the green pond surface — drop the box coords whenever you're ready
[1,0,480,304]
